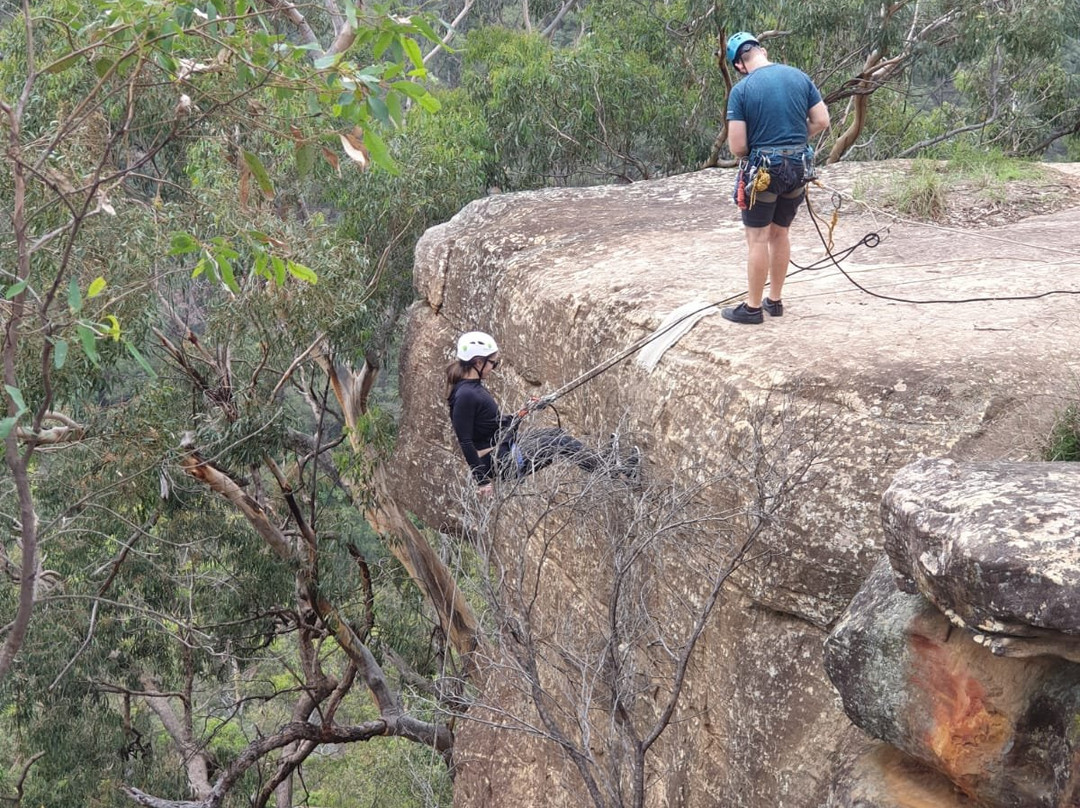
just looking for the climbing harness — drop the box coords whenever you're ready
[748,163,771,209]
[733,146,816,210]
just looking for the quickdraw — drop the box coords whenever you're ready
[733,158,772,210]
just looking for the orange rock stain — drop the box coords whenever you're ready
[909,633,1011,789]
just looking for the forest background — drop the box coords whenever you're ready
[2,0,1079,806]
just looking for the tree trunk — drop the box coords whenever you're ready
[319,354,480,662]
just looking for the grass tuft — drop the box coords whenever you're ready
[1044,404,1080,462]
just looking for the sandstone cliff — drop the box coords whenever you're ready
[391,161,1080,807]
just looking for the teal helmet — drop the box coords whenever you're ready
[725,32,760,66]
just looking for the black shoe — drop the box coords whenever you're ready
[721,302,764,325]
[618,446,642,482]
[763,297,783,317]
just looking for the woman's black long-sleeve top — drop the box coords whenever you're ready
[448,379,515,483]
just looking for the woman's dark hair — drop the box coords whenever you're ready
[445,359,472,401]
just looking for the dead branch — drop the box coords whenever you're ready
[123,720,388,808]
[139,673,213,800]
[423,0,475,65]
[540,0,577,39]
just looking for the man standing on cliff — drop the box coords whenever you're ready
[721,32,830,325]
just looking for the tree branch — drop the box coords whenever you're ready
[423,0,475,65]
[178,436,295,561]
[138,673,213,800]
[260,0,326,58]
[316,352,481,663]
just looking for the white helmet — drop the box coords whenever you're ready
[456,331,499,361]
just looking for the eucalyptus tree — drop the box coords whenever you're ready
[430,0,1080,175]
[0,0,484,805]
[708,0,1080,162]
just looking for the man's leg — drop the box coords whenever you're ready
[743,224,772,308]
[765,189,805,305]
[766,223,791,302]
[723,195,777,324]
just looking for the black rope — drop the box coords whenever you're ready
[520,220,881,412]
[803,188,1080,305]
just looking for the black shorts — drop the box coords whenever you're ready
[741,187,806,228]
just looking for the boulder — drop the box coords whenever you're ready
[882,458,1080,662]
[392,162,1080,806]
[824,557,1080,807]
[824,736,976,808]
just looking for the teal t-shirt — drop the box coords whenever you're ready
[726,63,823,151]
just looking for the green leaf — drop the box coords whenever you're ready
[169,232,200,255]
[392,80,440,111]
[53,339,69,369]
[363,129,398,174]
[87,277,107,298]
[286,261,318,284]
[373,30,394,58]
[402,36,423,70]
[210,239,240,260]
[344,0,357,29]
[242,151,275,199]
[313,53,341,70]
[125,342,156,378]
[271,256,286,286]
[0,416,17,439]
[387,92,404,127]
[4,385,27,415]
[192,257,212,280]
[295,143,316,177]
[410,15,440,43]
[43,52,82,75]
[154,52,178,76]
[216,257,240,293]
[417,91,440,113]
[4,280,27,300]
[67,278,82,312]
[76,324,100,365]
[93,58,114,79]
[367,95,390,126]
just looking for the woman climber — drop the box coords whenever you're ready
[445,331,638,494]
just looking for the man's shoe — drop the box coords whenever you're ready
[763,297,783,317]
[721,302,764,325]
